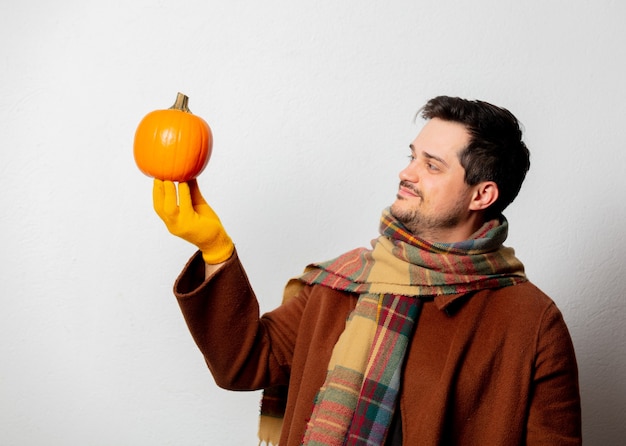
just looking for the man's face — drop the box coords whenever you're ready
[390,118,477,243]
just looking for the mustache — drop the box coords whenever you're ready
[399,181,422,197]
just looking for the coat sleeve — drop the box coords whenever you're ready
[173,250,306,391]
[526,302,582,445]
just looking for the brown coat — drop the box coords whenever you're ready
[174,251,581,445]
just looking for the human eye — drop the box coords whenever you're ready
[407,145,417,162]
[426,161,440,172]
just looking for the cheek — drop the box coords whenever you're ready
[425,182,465,209]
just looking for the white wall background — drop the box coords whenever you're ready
[1,0,624,444]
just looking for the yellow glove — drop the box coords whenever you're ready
[153,179,234,264]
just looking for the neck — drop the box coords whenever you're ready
[417,214,487,244]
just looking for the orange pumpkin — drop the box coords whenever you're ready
[134,92,212,182]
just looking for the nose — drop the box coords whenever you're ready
[399,159,419,183]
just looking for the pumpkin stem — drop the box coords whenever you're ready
[170,92,191,113]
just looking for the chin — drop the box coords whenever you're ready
[389,202,409,224]
[390,198,410,216]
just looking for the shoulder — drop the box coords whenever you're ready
[469,281,573,344]
[479,281,558,316]
[291,283,358,313]
[273,283,357,331]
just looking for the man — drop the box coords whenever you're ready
[153,96,581,445]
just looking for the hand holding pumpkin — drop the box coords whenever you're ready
[153,179,234,264]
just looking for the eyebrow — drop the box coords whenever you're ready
[409,144,450,168]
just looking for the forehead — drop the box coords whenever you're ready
[412,118,471,161]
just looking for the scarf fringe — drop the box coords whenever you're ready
[258,415,283,446]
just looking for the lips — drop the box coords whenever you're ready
[398,181,421,198]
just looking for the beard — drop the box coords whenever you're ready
[390,182,465,237]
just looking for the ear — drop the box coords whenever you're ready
[469,181,499,211]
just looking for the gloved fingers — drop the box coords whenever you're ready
[188,179,208,207]
[162,180,180,218]
[177,181,194,216]
[153,179,166,219]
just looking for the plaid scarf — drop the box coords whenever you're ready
[258,208,527,445]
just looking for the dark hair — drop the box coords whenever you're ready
[420,95,530,219]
